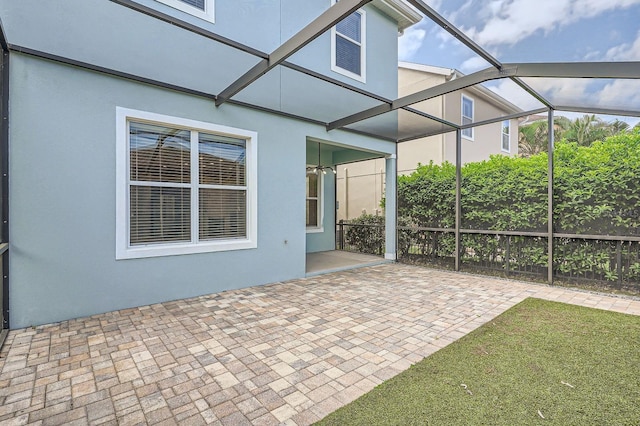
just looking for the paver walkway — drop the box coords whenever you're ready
[1,263,639,425]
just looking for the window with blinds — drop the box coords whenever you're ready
[331,2,365,82]
[198,132,247,240]
[117,108,256,259]
[306,172,321,228]
[129,121,247,246]
[129,123,192,245]
[462,95,474,139]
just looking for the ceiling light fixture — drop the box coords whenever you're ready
[306,141,336,175]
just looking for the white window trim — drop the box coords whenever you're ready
[330,2,366,83]
[154,0,215,23]
[461,95,474,141]
[116,107,257,259]
[306,168,325,234]
[501,119,511,153]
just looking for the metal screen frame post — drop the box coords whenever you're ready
[395,143,399,260]
[547,109,554,284]
[0,45,9,340]
[455,129,462,271]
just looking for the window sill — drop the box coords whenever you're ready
[306,227,325,234]
[331,65,366,84]
[116,239,257,260]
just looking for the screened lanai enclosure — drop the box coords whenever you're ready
[318,1,640,292]
[1,0,640,341]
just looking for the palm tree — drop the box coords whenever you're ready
[518,116,571,157]
[518,120,548,157]
[519,115,633,155]
[553,116,571,140]
[565,114,610,146]
[608,119,629,135]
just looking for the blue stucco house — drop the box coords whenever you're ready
[0,0,420,330]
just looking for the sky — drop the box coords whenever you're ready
[398,0,640,126]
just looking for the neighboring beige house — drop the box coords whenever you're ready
[337,62,523,221]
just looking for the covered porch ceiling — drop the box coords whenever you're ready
[306,138,389,167]
[27,0,638,143]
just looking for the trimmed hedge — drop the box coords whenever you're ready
[398,131,640,233]
[399,131,640,234]
[342,214,385,255]
[342,214,413,256]
[394,130,640,287]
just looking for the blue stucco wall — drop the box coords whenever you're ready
[1,0,400,327]
[7,54,395,327]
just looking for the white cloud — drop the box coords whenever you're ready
[459,56,491,73]
[446,0,474,25]
[573,0,640,18]
[609,29,623,41]
[487,76,640,122]
[605,31,640,60]
[461,0,640,47]
[530,78,592,105]
[398,25,427,61]
[487,79,549,110]
[597,79,640,109]
[583,50,602,61]
[487,77,597,111]
[426,0,443,10]
[434,26,450,47]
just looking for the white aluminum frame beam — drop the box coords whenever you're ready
[513,62,640,79]
[403,106,459,129]
[215,0,372,106]
[329,66,508,130]
[458,107,549,130]
[555,106,640,118]
[329,62,640,131]
[396,108,549,143]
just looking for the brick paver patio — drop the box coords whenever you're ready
[1,263,639,425]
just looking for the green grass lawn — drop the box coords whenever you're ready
[316,298,640,425]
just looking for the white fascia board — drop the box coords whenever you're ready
[371,0,422,32]
[399,61,454,77]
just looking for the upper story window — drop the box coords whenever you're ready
[331,1,366,82]
[501,120,511,152]
[116,108,257,259]
[461,95,474,140]
[155,0,214,22]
